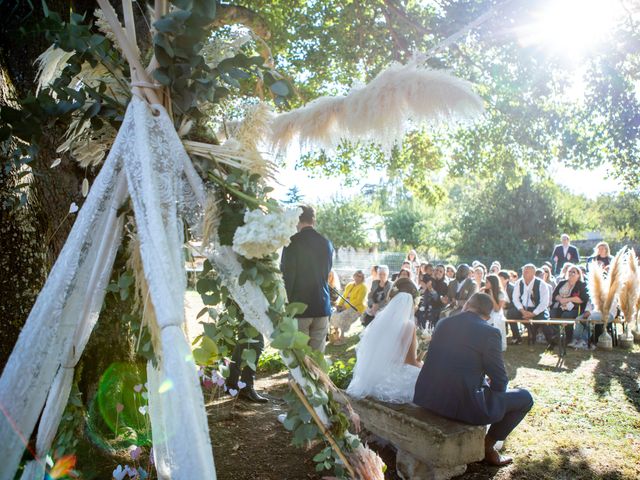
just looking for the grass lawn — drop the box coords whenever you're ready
[186,294,640,479]
[324,325,640,480]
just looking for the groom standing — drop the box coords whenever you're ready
[413,293,533,466]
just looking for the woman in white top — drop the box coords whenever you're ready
[483,274,507,351]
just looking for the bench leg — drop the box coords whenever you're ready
[396,449,467,480]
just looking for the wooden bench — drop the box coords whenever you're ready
[343,395,485,480]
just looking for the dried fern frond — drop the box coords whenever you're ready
[587,262,607,313]
[94,8,123,55]
[35,45,74,94]
[603,246,626,318]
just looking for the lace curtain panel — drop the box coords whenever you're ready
[0,97,216,480]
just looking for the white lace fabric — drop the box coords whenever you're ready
[347,293,420,404]
[0,97,216,480]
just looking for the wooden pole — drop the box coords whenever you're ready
[289,380,357,479]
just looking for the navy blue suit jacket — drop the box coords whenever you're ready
[413,311,509,425]
[551,244,580,274]
[280,227,334,317]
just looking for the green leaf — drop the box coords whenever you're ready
[269,80,289,97]
[285,302,307,317]
[153,68,172,86]
[197,307,209,319]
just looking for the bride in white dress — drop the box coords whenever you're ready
[346,289,422,404]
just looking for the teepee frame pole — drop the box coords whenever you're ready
[96,0,162,106]
[289,380,357,479]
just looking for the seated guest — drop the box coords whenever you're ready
[445,264,456,281]
[362,265,392,326]
[541,264,557,290]
[535,268,554,308]
[586,241,613,272]
[572,297,617,348]
[483,274,507,351]
[498,271,515,311]
[474,265,486,289]
[329,270,368,344]
[445,264,478,317]
[365,264,379,290]
[549,265,588,345]
[327,269,341,309]
[428,264,449,326]
[510,264,550,345]
[392,261,413,281]
[416,276,438,329]
[414,293,533,466]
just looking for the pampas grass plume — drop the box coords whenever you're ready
[270,64,484,151]
[587,262,606,314]
[603,246,626,319]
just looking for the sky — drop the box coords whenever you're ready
[271,157,622,204]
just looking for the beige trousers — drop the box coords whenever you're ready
[297,316,329,353]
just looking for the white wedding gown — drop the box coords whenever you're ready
[347,293,420,404]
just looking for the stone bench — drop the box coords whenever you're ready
[346,396,485,480]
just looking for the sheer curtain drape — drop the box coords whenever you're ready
[0,147,127,480]
[0,97,217,480]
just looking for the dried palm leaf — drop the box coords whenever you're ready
[183,139,277,180]
[270,63,484,151]
[603,246,626,319]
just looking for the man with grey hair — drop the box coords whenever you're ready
[510,264,550,344]
[550,234,580,276]
[281,205,334,352]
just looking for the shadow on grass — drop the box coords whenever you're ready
[460,446,631,479]
[502,343,584,380]
[592,349,640,413]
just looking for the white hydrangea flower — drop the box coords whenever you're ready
[232,207,301,259]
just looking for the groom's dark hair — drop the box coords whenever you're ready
[463,293,494,319]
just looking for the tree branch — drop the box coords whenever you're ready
[211,4,272,40]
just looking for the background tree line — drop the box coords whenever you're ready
[312,174,638,269]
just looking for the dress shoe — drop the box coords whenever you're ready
[510,338,522,345]
[484,448,513,466]
[238,387,268,403]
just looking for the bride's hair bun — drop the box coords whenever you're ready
[388,277,418,300]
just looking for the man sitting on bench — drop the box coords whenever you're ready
[413,293,534,467]
[510,264,551,345]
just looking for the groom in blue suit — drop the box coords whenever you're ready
[413,293,533,466]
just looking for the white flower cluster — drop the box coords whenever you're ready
[232,207,301,259]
